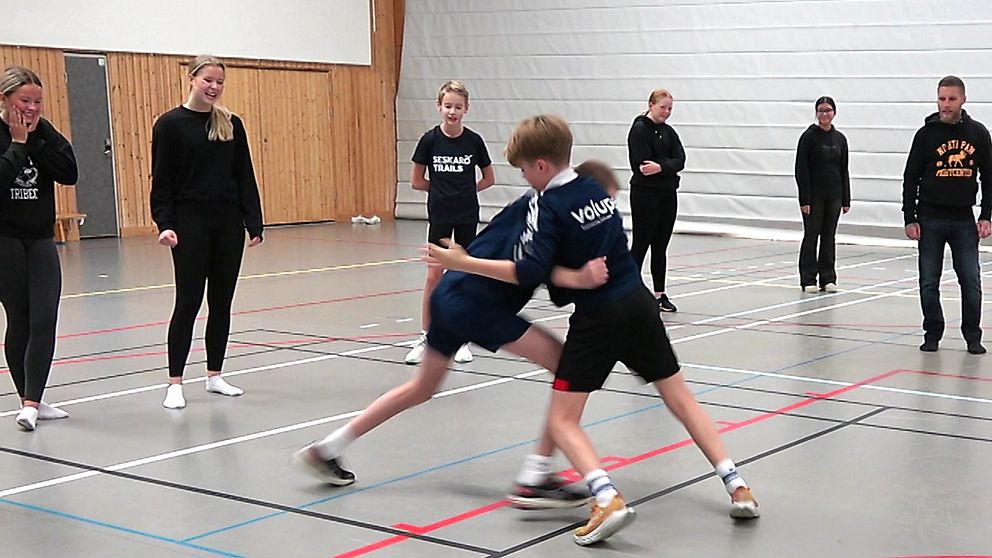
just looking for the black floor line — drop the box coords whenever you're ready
[487,406,889,557]
[0,445,498,556]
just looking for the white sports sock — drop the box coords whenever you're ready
[515,454,553,485]
[716,459,747,494]
[205,375,244,396]
[16,406,38,431]
[314,425,356,460]
[163,384,186,409]
[36,401,69,420]
[584,469,618,507]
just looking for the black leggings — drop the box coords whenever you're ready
[0,236,61,402]
[630,187,678,293]
[168,210,246,377]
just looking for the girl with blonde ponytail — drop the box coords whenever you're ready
[150,55,264,409]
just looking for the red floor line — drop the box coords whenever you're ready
[51,288,420,341]
[328,368,923,558]
[0,332,417,374]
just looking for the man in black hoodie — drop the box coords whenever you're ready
[903,75,992,355]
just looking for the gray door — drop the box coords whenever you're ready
[65,53,119,237]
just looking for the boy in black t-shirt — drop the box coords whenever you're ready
[405,80,494,365]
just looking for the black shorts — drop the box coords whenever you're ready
[553,287,680,392]
[426,289,530,356]
[427,222,478,248]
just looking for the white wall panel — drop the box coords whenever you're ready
[395,0,992,233]
[4,0,371,65]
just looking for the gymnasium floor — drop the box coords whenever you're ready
[1,220,990,558]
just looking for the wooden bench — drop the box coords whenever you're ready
[55,212,87,243]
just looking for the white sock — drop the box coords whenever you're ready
[16,406,38,431]
[314,425,356,460]
[205,375,244,396]
[163,384,186,409]
[36,401,69,420]
[515,454,553,485]
[716,459,747,494]
[584,469,618,507]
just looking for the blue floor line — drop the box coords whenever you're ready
[184,304,992,543]
[0,497,244,557]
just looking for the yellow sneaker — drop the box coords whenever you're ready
[730,486,760,519]
[573,495,636,546]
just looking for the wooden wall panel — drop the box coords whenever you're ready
[2,0,403,237]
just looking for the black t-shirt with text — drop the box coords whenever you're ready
[412,125,492,224]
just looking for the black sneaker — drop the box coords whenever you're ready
[291,445,356,486]
[507,475,592,510]
[919,339,939,352]
[657,294,678,313]
[967,342,987,355]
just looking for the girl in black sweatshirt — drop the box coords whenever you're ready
[0,66,77,430]
[626,88,686,312]
[151,55,264,410]
[794,96,851,292]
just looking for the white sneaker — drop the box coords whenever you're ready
[404,333,427,364]
[453,344,474,363]
[823,283,838,293]
[801,285,818,293]
[37,401,69,420]
[205,375,244,397]
[16,406,38,431]
[163,384,186,409]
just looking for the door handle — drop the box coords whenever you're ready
[103,138,112,158]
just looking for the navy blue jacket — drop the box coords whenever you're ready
[514,175,640,313]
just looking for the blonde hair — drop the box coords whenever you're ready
[504,114,573,168]
[437,80,469,104]
[188,55,233,142]
[575,160,619,195]
[1,66,43,113]
[648,88,673,105]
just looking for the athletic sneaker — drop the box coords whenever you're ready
[729,486,760,519]
[291,445,356,486]
[453,344,474,363]
[404,332,427,365]
[574,496,636,546]
[801,285,818,293]
[822,283,838,293]
[657,294,678,313]
[507,475,592,510]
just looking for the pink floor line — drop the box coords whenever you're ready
[0,332,416,374]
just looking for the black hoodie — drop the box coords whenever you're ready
[902,109,992,225]
[794,124,850,206]
[0,117,78,239]
[626,114,685,192]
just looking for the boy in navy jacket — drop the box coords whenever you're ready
[430,115,759,546]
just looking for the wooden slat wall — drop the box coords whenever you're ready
[1,0,403,238]
[0,45,82,240]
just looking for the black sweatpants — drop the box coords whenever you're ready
[630,187,678,293]
[799,198,842,288]
[0,236,61,402]
[168,209,246,377]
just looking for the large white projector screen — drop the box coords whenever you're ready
[3,0,371,65]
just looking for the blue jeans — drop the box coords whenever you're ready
[917,216,983,343]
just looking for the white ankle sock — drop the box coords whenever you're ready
[205,375,244,396]
[163,384,186,409]
[515,454,553,485]
[36,401,69,420]
[716,459,746,494]
[584,469,618,507]
[16,406,38,431]
[314,425,356,460]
